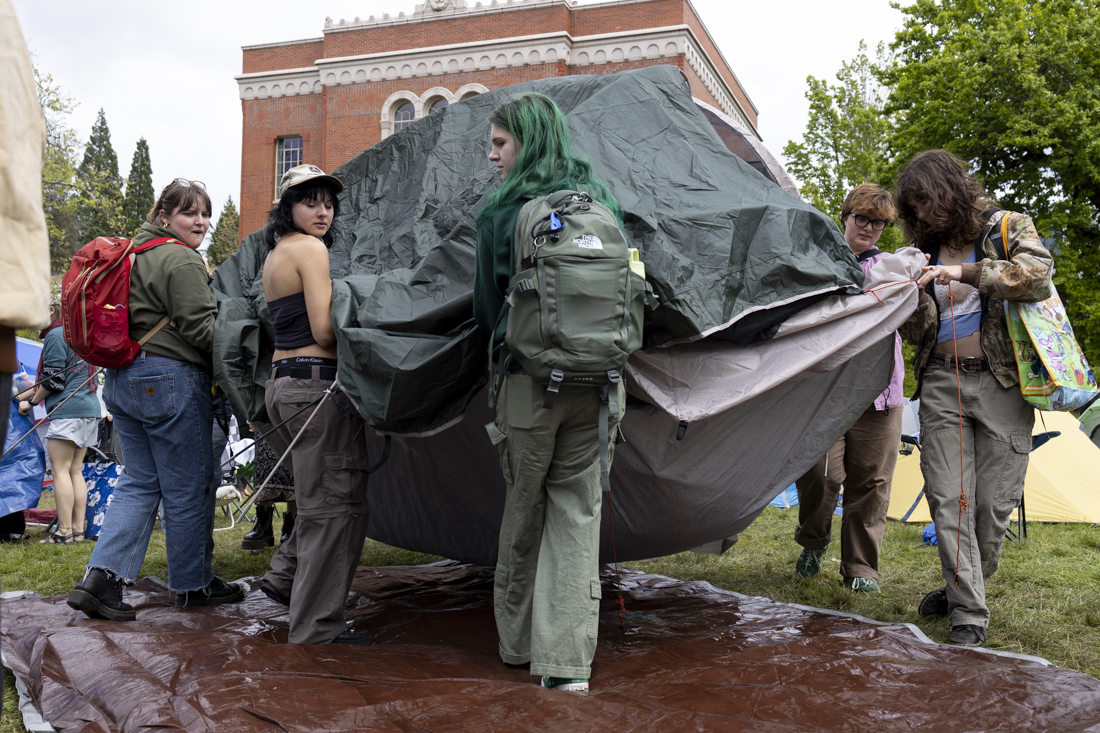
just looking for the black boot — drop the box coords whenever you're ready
[242,505,275,550]
[175,576,245,607]
[280,510,295,545]
[67,568,136,621]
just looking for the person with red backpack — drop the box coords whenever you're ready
[17,296,101,544]
[67,179,244,621]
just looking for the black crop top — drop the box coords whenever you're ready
[268,291,316,349]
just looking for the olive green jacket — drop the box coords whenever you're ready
[128,222,217,371]
[899,210,1053,397]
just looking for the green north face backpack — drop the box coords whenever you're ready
[493,189,645,402]
[489,189,645,491]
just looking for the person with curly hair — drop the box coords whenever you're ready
[895,150,1052,648]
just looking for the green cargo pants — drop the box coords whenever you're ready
[487,373,625,680]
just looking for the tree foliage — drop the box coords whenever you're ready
[76,109,126,241]
[123,138,154,237]
[35,68,82,274]
[783,42,902,250]
[206,197,240,268]
[882,0,1100,371]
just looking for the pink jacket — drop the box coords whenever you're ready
[860,250,905,410]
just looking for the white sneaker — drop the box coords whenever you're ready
[541,676,589,693]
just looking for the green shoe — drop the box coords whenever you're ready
[796,547,827,578]
[541,676,589,693]
[843,576,881,593]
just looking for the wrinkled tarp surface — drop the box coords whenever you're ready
[213,65,863,436]
[4,564,1100,733]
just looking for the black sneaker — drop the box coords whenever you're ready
[918,587,949,617]
[175,576,245,607]
[67,568,136,621]
[947,624,988,647]
[259,579,291,607]
[331,627,374,645]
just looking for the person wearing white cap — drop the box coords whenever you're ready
[256,164,375,645]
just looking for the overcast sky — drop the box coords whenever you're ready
[12,0,904,237]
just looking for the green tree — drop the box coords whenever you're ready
[34,68,83,274]
[206,197,240,268]
[75,109,125,240]
[883,0,1100,367]
[123,138,154,237]
[783,42,902,250]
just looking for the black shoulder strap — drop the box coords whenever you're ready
[979,208,1007,260]
[855,247,883,263]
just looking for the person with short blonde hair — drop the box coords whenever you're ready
[793,183,905,593]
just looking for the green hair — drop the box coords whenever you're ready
[475,93,621,227]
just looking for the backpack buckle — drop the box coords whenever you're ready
[542,369,564,409]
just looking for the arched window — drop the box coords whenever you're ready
[427,98,450,114]
[460,90,481,100]
[393,102,415,132]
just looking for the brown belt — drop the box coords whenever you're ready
[928,351,988,373]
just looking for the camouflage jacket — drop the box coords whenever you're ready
[899,210,1053,398]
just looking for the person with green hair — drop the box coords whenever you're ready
[473,92,624,694]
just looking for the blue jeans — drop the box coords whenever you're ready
[88,354,215,592]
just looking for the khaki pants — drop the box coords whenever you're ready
[489,373,624,680]
[263,376,370,644]
[919,364,1033,628]
[794,405,903,582]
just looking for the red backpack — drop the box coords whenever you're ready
[61,236,189,368]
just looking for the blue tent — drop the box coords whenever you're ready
[15,336,42,378]
[0,397,46,517]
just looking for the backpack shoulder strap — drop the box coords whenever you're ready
[979,209,1008,260]
[856,247,883,263]
[133,237,187,254]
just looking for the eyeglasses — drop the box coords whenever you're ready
[174,178,206,190]
[852,214,888,231]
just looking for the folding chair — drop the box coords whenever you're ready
[898,431,1060,542]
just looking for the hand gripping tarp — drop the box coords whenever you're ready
[213,65,917,564]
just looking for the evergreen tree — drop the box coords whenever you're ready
[123,138,154,237]
[206,197,241,268]
[34,67,83,274]
[75,109,125,240]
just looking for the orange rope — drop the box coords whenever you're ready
[863,277,921,305]
[946,289,968,590]
[606,489,627,632]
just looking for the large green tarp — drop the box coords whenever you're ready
[213,65,862,436]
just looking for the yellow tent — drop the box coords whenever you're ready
[887,410,1100,524]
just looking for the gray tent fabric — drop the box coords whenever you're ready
[359,336,893,565]
[213,65,863,434]
[210,64,907,563]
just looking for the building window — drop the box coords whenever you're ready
[393,103,415,132]
[427,98,449,114]
[276,136,303,182]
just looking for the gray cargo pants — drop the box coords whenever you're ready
[263,376,370,644]
[488,373,625,680]
[919,364,1033,628]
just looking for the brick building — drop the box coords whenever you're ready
[235,0,758,236]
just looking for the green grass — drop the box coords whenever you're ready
[2,496,1099,731]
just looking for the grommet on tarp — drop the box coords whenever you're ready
[676,421,688,441]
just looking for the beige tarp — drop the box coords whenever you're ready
[888,409,1100,523]
[627,248,924,422]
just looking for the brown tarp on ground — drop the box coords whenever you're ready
[4,565,1100,732]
